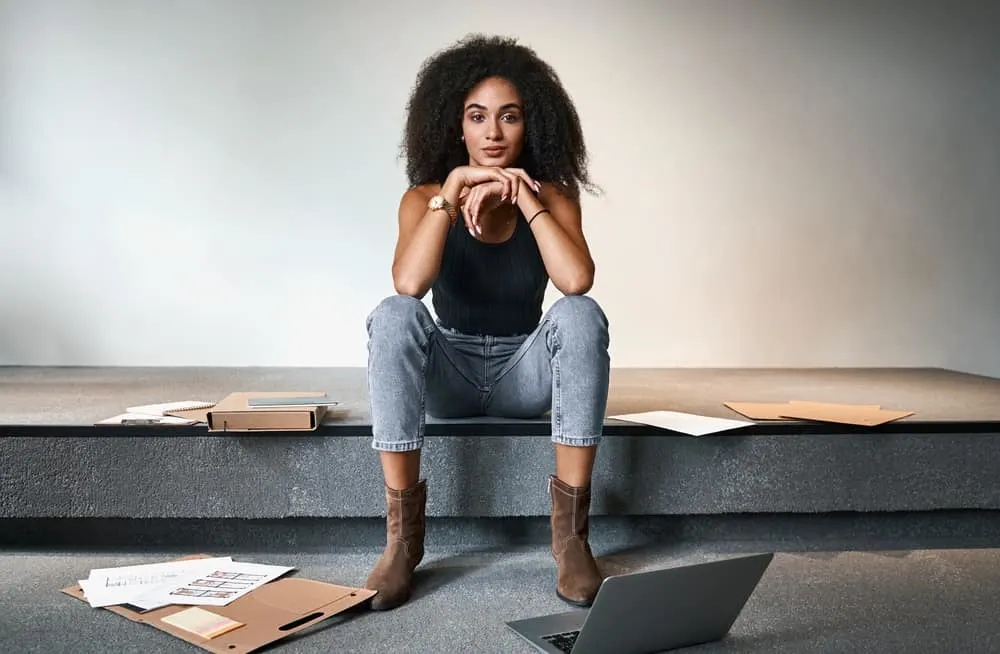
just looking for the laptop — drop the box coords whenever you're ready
[506,552,773,654]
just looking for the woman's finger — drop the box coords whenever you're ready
[464,191,475,233]
[462,191,476,233]
[487,167,514,200]
[506,168,541,193]
[469,187,483,234]
[499,172,512,202]
[514,168,539,189]
[495,169,517,203]
[491,181,506,212]
[494,180,508,209]
[462,201,474,234]
[474,166,509,188]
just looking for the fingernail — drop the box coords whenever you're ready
[476,224,482,234]
[512,195,517,204]
[501,195,506,202]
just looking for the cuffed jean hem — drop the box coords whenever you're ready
[371,438,423,452]
[551,434,602,447]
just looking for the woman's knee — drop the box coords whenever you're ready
[546,295,609,343]
[366,294,433,337]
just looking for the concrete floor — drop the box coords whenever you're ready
[4,544,1000,654]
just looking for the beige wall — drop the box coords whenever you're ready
[1,0,997,376]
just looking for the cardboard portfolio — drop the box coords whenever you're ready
[62,556,375,653]
[725,401,881,421]
[724,400,913,426]
[207,392,329,432]
[778,403,914,426]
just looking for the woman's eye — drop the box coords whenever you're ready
[502,114,520,122]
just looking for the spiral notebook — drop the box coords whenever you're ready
[125,400,217,424]
[126,401,216,415]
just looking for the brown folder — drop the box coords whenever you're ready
[62,555,374,653]
[206,392,328,432]
[778,404,914,426]
[725,401,881,421]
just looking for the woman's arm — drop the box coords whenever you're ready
[517,184,596,295]
[392,166,541,298]
[390,179,463,298]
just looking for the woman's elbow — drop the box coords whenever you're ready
[390,259,425,297]
[392,277,429,299]
[556,268,594,296]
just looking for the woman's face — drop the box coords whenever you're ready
[461,76,525,168]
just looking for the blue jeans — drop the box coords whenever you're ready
[365,294,611,452]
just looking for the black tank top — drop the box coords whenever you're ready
[431,212,549,336]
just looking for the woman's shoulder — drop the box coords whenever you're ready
[397,183,444,218]
[403,183,442,202]
[537,181,581,209]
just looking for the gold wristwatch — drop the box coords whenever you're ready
[428,194,458,225]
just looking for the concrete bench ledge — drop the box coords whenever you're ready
[2,366,999,522]
[4,366,1000,428]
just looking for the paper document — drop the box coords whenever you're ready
[95,413,199,426]
[126,401,216,416]
[81,557,233,608]
[130,561,295,609]
[610,410,754,436]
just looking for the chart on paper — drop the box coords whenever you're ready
[80,557,233,608]
[129,561,295,609]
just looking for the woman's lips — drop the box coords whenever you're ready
[482,147,506,157]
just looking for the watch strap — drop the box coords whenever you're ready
[429,195,458,225]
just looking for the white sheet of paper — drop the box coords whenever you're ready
[125,401,215,416]
[83,557,233,608]
[129,561,295,609]
[609,410,754,436]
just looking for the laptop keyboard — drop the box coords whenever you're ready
[541,630,580,653]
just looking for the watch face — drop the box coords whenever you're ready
[429,196,444,209]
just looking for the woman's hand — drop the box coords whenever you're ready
[446,166,539,202]
[460,181,506,233]
[446,166,541,233]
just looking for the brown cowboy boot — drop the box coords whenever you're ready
[365,479,427,610]
[549,475,603,606]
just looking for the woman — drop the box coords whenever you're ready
[364,34,611,611]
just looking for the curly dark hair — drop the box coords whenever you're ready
[401,33,598,198]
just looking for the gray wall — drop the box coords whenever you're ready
[1,0,997,376]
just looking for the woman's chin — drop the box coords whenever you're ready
[471,154,517,168]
